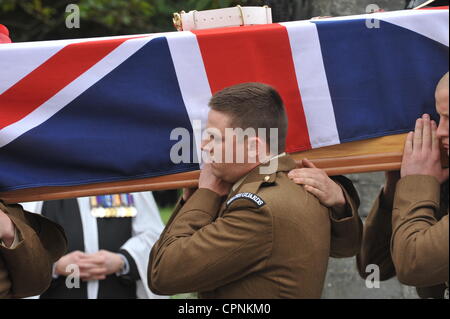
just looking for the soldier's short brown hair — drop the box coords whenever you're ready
[208,82,288,154]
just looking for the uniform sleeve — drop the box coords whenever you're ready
[0,256,12,298]
[0,202,67,298]
[329,176,363,258]
[391,175,449,287]
[356,189,396,280]
[148,188,272,295]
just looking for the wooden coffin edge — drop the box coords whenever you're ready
[2,134,447,203]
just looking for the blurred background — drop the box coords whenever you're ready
[1,0,408,41]
[1,0,420,298]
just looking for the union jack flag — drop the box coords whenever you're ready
[0,8,448,192]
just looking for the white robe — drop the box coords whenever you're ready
[21,191,168,299]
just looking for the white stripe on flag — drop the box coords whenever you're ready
[0,34,153,95]
[0,40,72,95]
[166,31,212,164]
[281,21,340,149]
[378,9,449,46]
[310,9,449,47]
[0,36,154,148]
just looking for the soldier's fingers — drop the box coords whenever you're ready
[413,118,423,151]
[290,177,308,185]
[302,158,317,169]
[291,176,318,187]
[422,114,431,151]
[288,169,323,182]
[431,121,439,152]
[301,177,320,189]
[404,131,414,155]
[303,185,326,200]
[287,169,303,179]
[291,178,304,185]
[289,171,319,182]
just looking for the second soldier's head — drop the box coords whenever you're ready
[435,72,449,156]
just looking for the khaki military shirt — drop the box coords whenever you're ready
[0,201,67,298]
[148,155,361,298]
[357,175,449,298]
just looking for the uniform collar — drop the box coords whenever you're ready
[231,152,287,192]
[229,153,297,197]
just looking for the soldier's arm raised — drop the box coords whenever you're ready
[391,175,449,286]
[390,115,449,286]
[148,188,272,295]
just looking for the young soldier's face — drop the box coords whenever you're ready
[201,109,258,183]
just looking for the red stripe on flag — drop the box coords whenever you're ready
[419,6,449,9]
[0,38,129,130]
[193,24,311,153]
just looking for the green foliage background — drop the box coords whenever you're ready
[0,0,270,41]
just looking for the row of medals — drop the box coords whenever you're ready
[90,194,137,218]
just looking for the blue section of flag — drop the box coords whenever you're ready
[0,37,198,191]
[314,19,449,142]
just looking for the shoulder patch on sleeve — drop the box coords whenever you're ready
[226,192,266,208]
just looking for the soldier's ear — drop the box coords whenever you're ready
[245,136,258,162]
[252,136,270,163]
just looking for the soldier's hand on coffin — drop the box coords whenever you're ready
[287,159,346,208]
[198,163,232,196]
[0,208,15,247]
[401,114,449,184]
